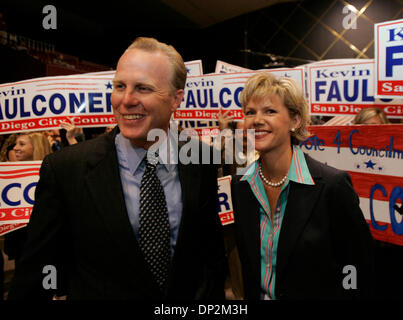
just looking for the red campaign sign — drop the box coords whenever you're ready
[300,124,403,246]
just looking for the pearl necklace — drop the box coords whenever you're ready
[259,164,288,187]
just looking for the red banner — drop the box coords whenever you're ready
[301,124,403,246]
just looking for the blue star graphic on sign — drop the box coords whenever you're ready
[186,68,191,74]
[364,160,376,169]
[105,82,113,89]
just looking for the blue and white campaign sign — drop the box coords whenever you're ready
[375,19,403,98]
[174,68,305,121]
[217,175,234,226]
[0,72,116,134]
[308,60,403,118]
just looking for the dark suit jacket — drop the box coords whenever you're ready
[8,128,226,300]
[231,154,375,300]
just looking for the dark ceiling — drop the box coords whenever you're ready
[1,0,193,66]
[0,0,293,72]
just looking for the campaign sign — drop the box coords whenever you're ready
[0,222,26,236]
[0,72,116,134]
[0,161,41,225]
[303,59,373,99]
[0,60,204,135]
[308,60,403,118]
[215,60,252,74]
[185,60,204,76]
[375,19,403,98]
[217,175,234,226]
[300,124,403,246]
[174,68,305,121]
[177,122,220,138]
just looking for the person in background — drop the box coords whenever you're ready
[0,134,17,162]
[104,125,116,134]
[13,132,51,161]
[216,108,258,177]
[45,119,85,152]
[352,107,389,125]
[59,118,84,145]
[231,72,374,300]
[44,129,62,152]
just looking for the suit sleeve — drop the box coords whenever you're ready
[330,171,375,298]
[8,155,68,300]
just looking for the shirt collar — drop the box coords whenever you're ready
[115,132,177,175]
[240,146,315,185]
[287,146,315,185]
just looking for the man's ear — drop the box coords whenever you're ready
[171,89,184,112]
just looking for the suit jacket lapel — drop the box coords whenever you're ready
[276,155,324,286]
[84,129,145,268]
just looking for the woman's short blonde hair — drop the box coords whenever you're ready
[240,72,311,144]
[127,37,187,94]
[352,107,389,124]
[19,132,52,160]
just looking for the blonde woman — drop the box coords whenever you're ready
[231,72,374,300]
[13,132,52,161]
[352,107,389,125]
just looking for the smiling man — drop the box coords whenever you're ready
[8,37,226,300]
[111,40,184,149]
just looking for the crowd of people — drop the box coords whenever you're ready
[0,36,402,301]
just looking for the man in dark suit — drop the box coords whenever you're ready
[8,37,226,300]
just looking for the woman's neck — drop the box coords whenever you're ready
[260,144,293,180]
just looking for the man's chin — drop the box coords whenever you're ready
[119,127,144,142]
[119,124,168,149]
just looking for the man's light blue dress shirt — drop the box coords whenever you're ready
[115,132,183,257]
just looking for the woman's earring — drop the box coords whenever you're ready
[290,128,295,133]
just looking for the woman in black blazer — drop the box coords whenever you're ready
[232,72,374,300]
